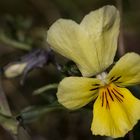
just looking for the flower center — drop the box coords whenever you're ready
[96,72,109,86]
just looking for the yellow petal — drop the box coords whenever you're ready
[107,53,140,87]
[80,5,120,72]
[91,83,140,138]
[47,19,100,77]
[47,5,120,77]
[57,77,100,110]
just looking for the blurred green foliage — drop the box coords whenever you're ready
[0,0,140,140]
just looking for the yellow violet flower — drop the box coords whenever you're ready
[47,5,140,138]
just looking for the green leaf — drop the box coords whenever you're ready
[20,102,65,123]
[0,77,18,134]
[0,113,18,135]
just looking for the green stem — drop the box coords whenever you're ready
[0,33,31,51]
[33,83,58,95]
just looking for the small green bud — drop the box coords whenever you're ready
[4,63,27,78]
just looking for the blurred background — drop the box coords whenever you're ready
[0,0,140,140]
